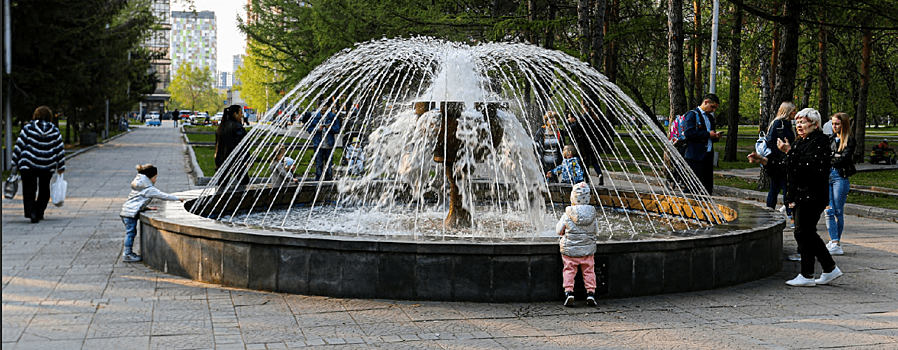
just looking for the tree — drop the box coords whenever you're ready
[234,45,282,115]
[168,63,219,113]
[6,0,159,138]
[724,6,743,162]
[667,0,688,122]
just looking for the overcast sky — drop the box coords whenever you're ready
[172,0,247,73]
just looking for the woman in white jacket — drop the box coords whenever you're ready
[118,164,183,262]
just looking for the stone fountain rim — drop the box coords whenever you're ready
[143,188,784,255]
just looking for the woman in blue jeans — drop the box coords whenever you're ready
[826,113,856,256]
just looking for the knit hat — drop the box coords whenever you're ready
[570,182,591,205]
[138,165,158,179]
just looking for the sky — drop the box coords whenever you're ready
[172,0,247,73]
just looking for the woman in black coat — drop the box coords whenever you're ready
[12,106,66,223]
[214,105,249,189]
[748,107,842,287]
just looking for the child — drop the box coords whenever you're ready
[555,182,599,306]
[118,164,183,262]
[547,145,585,184]
[345,137,366,176]
[270,145,297,185]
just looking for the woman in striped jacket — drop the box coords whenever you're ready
[12,106,65,223]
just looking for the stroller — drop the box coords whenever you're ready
[869,140,897,164]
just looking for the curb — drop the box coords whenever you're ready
[714,184,898,224]
[181,131,205,185]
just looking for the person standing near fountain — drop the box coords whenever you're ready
[682,94,722,194]
[556,182,599,306]
[119,164,184,262]
[566,111,604,185]
[825,113,856,256]
[535,111,565,172]
[765,102,796,218]
[306,103,341,181]
[748,108,842,287]
[215,105,249,189]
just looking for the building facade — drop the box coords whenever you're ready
[171,11,217,77]
[142,0,172,113]
[232,54,244,87]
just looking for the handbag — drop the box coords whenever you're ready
[755,131,771,157]
[3,167,19,199]
[51,173,67,207]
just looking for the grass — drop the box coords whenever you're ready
[714,172,898,210]
[851,171,898,189]
[192,145,343,178]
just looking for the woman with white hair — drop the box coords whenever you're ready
[748,108,842,287]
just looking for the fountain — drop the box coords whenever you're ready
[138,38,784,301]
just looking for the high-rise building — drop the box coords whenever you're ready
[216,71,232,89]
[171,11,217,77]
[142,0,172,113]
[232,54,244,86]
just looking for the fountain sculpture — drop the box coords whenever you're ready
[137,38,784,302]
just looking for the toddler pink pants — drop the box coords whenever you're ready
[562,254,596,293]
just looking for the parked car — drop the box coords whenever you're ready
[210,112,224,125]
[145,116,161,126]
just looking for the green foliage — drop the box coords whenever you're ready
[6,0,160,127]
[168,63,221,113]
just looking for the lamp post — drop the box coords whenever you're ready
[709,0,719,93]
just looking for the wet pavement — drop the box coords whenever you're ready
[3,121,897,349]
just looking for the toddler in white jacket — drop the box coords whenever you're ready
[555,182,599,306]
[119,164,183,262]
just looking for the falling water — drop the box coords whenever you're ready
[191,37,725,240]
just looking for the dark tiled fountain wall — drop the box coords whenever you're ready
[140,186,783,302]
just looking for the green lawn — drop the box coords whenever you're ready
[851,171,898,189]
[715,172,898,210]
[193,145,343,179]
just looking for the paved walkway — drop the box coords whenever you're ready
[3,121,897,349]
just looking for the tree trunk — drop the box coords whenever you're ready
[668,0,688,121]
[800,77,812,109]
[692,0,703,107]
[590,0,606,71]
[758,44,772,131]
[604,0,618,82]
[527,0,536,45]
[771,0,800,113]
[818,23,830,120]
[545,2,556,50]
[855,26,872,163]
[578,0,590,60]
[724,7,742,162]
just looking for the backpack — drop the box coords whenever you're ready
[669,113,687,148]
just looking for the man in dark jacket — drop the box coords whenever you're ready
[306,104,341,181]
[682,94,722,194]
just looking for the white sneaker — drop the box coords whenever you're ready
[786,274,816,287]
[828,243,843,255]
[815,266,843,285]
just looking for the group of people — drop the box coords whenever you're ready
[535,107,608,186]
[748,104,856,287]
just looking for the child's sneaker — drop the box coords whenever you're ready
[586,292,597,306]
[563,291,575,307]
[122,252,142,262]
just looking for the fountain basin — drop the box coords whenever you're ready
[139,186,783,302]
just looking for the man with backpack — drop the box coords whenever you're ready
[682,94,722,195]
